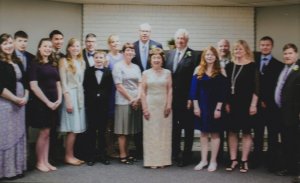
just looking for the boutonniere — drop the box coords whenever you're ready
[292,65,299,71]
[184,51,192,58]
[150,45,157,50]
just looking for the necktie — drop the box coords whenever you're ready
[142,45,147,70]
[275,66,290,107]
[173,51,181,72]
[260,57,268,74]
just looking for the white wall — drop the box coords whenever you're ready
[256,5,300,60]
[83,5,254,51]
[0,0,82,54]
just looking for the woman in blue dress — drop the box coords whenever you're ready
[190,46,228,172]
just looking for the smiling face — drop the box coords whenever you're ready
[108,36,121,51]
[39,40,53,58]
[205,49,217,65]
[14,37,28,52]
[175,34,188,50]
[94,52,106,68]
[150,54,163,69]
[283,48,298,65]
[217,40,230,58]
[123,47,135,61]
[51,34,64,51]
[1,37,14,55]
[68,40,81,57]
[233,44,246,59]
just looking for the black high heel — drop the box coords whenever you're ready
[240,161,249,173]
[119,157,133,165]
[225,159,239,171]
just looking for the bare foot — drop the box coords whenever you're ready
[36,164,50,172]
[65,157,81,166]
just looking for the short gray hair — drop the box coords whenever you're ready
[174,29,189,40]
[139,23,151,31]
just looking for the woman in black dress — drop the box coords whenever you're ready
[225,40,259,173]
[28,38,62,172]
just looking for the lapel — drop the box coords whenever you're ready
[135,41,141,65]
[167,50,176,72]
[83,49,90,67]
[175,48,191,73]
[283,63,300,89]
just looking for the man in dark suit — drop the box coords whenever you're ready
[132,23,163,72]
[132,23,162,159]
[14,31,35,73]
[165,29,199,167]
[14,30,35,169]
[82,33,97,68]
[251,36,284,171]
[274,44,300,180]
[83,51,113,166]
[49,30,65,66]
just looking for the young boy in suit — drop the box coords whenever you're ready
[83,51,113,166]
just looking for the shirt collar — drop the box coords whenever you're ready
[15,50,24,57]
[139,40,149,48]
[261,54,272,61]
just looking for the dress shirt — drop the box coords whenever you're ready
[15,50,27,70]
[87,51,95,67]
[139,40,149,70]
[260,54,272,74]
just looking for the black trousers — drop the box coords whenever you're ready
[281,124,300,175]
[172,106,194,160]
[253,106,282,168]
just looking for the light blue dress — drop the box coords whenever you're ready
[59,60,86,133]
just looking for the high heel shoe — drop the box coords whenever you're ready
[240,161,248,173]
[225,159,238,171]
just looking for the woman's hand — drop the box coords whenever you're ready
[225,104,230,113]
[17,96,28,106]
[214,110,221,119]
[46,101,57,110]
[194,107,201,117]
[130,98,140,111]
[143,110,150,120]
[164,106,171,118]
[249,105,257,115]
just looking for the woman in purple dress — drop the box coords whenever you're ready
[190,46,228,172]
[0,33,28,179]
[28,38,62,172]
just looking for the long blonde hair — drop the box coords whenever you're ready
[65,38,83,74]
[197,46,221,79]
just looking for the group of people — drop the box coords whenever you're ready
[0,22,299,183]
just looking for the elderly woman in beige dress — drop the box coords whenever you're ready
[141,48,172,168]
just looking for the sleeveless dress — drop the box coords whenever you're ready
[0,63,26,178]
[143,69,172,167]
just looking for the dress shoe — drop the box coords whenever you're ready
[177,160,188,167]
[292,176,300,183]
[86,161,95,166]
[100,158,110,165]
[276,169,292,176]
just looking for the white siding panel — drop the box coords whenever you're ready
[83,5,254,50]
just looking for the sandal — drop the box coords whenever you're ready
[225,159,238,171]
[127,156,137,162]
[119,157,133,165]
[240,161,248,173]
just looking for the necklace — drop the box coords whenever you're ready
[230,64,244,94]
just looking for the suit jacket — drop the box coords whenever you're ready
[82,49,94,68]
[132,40,163,72]
[255,52,284,108]
[281,60,300,126]
[83,67,113,123]
[165,47,200,108]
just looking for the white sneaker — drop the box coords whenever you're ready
[194,161,208,171]
[208,162,217,172]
